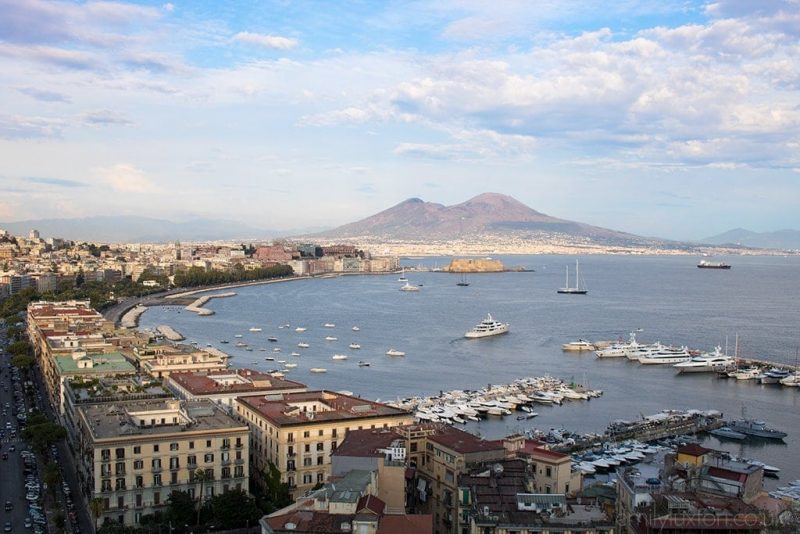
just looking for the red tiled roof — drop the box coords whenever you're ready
[331,428,402,458]
[377,514,433,534]
[428,425,506,455]
[356,495,386,516]
[519,440,569,461]
[168,368,306,395]
[237,390,411,427]
[677,443,712,457]
[265,510,355,533]
[707,466,747,483]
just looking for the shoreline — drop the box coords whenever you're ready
[184,292,237,316]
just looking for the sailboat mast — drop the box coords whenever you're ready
[575,260,579,290]
[565,265,569,288]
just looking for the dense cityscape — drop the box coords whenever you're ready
[1,224,798,534]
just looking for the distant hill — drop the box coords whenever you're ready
[0,216,274,243]
[702,228,800,250]
[310,192,666,247]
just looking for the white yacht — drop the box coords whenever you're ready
[297,342,310,348]
[397,268,408,282]
[595,332,639,358]
[352,326,360,331]
[562,340,595,352]
[332,354,348,360]
[349,343,361,349]
[324,323,335,328]
[732,367,761,380]
[295,327,307,332]
[386,349,406,356]
[673,347,735,373]
[464,314,509,339]
[399,281,420,292]
[638,346,691,365]
[249,327,262,332]
[310,368,327,373]
[325,336,338,341]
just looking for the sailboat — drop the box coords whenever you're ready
[557,260,588,294]
[456,273,470,287]
[397,267,408,282]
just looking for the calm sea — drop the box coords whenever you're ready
[140,254,800,487]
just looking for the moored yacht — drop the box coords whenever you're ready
[562,340,595,352]
[673,346,735,373]
[349,343,361,349]
[386,349,406,356]
[595,332,639,358]
[464,313,509,339]
[759,368,791,384]
[399,281,420,292]
[638,346,691,365]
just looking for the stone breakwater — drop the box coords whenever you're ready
[156,325,184,341]
[184,292,237,316]
[120,305,148,328]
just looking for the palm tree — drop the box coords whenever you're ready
[194,468,213,527]
[89,497,104,533]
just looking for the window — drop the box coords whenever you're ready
[189,441,194,449]
[222,438,230,449]
[331,441,337,450]
[303,431,310,438]
[170,443,179,451]
[133,460,143,470]
[206,440,212,448]
[115,448,125,459]
[316,443,324,451]
[115,462,125,475]
[317,456,324,465]
[101,479,112,492]
[187,455,197,467]
[101,449,111,461]
[204,453,214,463]
[317,473,324,483]
[545,484,551,494]
[287,433,294,443]
[318,429,323,437]
[135,476,143,488]
[169,457,180,470]
[115,478,126,490]
[153,492,160,505]
[221,467,231,479]
[235,437,242,448]
[133,446,141,455]
[170,472,178,485]
[234,466,244,478]
[152,458,161,469]
[304,444,310,453]
[153,474,162,486]
[410,442,418,453]
[153,444,159,453]
[135,494,142,507]
[303,457,312,466]
[303,474,312,484]
[117,496,124,509]
[545,466,552,478]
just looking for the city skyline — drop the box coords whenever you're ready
[1,0,799,240]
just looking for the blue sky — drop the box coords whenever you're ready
[1,0,799,240]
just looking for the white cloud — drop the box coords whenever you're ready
[81,110,134,126]
[95,164,160,193]
[232,32,298,50]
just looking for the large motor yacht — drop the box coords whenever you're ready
[464,314,510,339]
[638,346,692,365]
[673,346,735,373]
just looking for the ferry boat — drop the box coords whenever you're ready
[697,260,731,269]
[349,343,361,349]
[399,281,420,292]
[464,314,509,339]
[386,349,406,357]
[562,340,595,352]
[673,347,735,373]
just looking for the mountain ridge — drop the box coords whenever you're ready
[702,228,800,250]
[309,192,656,246]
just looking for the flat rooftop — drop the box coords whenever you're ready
[80,399,246,440]
[236,391,411,427]
[168,368,306,395]
[54,351,137,376]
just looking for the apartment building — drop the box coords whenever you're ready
[166,368,307,412]
[75,399,250,528]
[235,391,413,497]
[126,342,230,378]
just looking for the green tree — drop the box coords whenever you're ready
[21,421,66,454]
[8,339,31,356]
[259,461,292,512]
[43,463,62,498]
[11,354,35,368]
[166,490,195,527]
[89,497,105,532]
[207,489,261,529]
[76,268,85,287]
[193,468,214,527]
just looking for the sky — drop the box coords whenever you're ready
[1,0,799,240]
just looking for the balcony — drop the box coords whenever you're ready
[286,452,296,458]
[221,444,230,450]
[235,458,245,465]
[221,458,231,466]
[151,466,162,473]
[115,470,126,476]
[169,465,180,472]
[235,442,243,449]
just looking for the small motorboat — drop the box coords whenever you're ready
[386,349,406,357]
[268,337,278,342]
[352,326,360,331]
[358,361,370,367]
[349,343,361,350]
